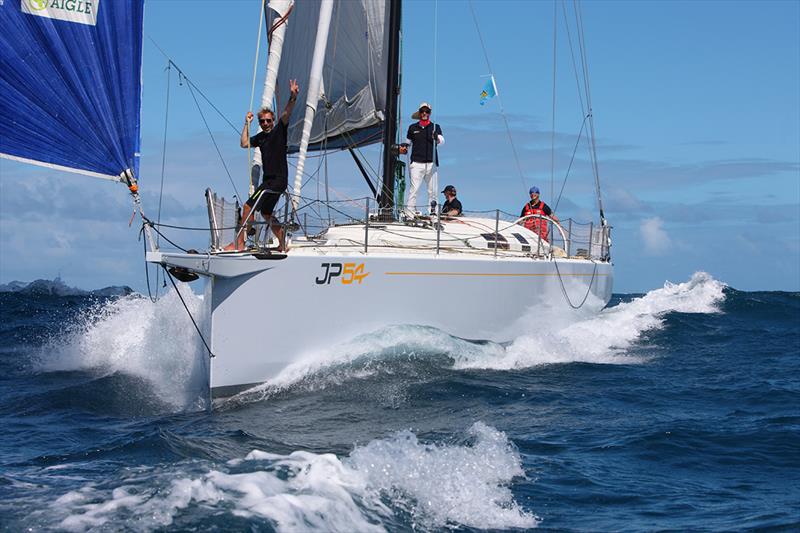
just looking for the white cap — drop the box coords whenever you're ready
[411,101,432,120]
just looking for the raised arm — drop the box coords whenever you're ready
[281,79,300,125]
[240,111,253,148]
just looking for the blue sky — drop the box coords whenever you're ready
[1,0,798,293]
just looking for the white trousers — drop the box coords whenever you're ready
[407,162,438,214]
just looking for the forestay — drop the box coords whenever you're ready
[0,0,144,181]
[278,0,389,152]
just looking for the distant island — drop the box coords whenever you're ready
[0,277,133,297]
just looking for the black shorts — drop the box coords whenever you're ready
[245,176,287,216]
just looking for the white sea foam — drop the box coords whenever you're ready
[37,285,209,410]
[49,423,537,532]
[37,272,725,410]
[456,271,727,370]
[234,272,726,400]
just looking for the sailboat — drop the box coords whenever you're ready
[0,0,613,400]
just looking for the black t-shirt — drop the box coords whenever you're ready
[442,197,462,216]
[406,121,443,165]
[251,120,289,184]
[520,200,552,218]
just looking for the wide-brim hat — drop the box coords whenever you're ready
[411,101,432,120]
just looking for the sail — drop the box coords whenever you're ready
[0,0,144,181]
[276,0,389,153]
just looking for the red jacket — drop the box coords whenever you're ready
[522,200,551,242]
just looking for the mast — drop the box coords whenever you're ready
[378,0,402,216]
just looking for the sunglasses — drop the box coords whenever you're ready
[258,117,274,124]
[419,109,431,114]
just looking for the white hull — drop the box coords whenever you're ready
[152,234,612,397]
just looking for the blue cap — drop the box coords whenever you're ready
[529,186,540,195]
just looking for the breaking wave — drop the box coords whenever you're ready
[31,272,726,411]
[44,422,536,532]
[232,272,726,402]
[35,286,210,410]
[460,270,726,370]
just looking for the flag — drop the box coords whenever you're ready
[479,75,497,106]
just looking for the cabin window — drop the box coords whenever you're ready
[481,233,509,250]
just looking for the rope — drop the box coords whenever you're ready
[268,4,293,41]
[468,0,527,193]
[163,267,215,358]
[553,257,597,310]
[247,0,266,187]
[141,225,160,303]
[149,221,233,232]
[152,61,175,298]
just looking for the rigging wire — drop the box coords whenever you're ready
[184,77,242,201]
[468,0,527,193]
[553,0,606,227]
[554,113,588,211]
[550,0,558,202]
[561,1,586,117]
[153,60,173,299]
[249,0,266,114]
[141,224,160,303]
[431,0,440,204]
[573,0,606,224]
[141,219,190,252]
[247,0,266,188]
[433,0,438,117]
[163,267,215,359]
[147,38,239,135]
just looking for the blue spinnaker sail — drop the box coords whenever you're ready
[0,0,144,181]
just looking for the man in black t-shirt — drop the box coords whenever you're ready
[226,79,299,251]
[440,185,462,217]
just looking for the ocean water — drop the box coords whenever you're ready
[0,272,798,531]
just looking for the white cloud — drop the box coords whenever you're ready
[639,217,672,256]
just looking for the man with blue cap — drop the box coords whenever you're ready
[520,186,559,241]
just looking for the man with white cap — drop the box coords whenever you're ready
[400,101,444,216]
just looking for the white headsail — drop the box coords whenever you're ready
[252,0,294,178]
[291,0,335,210]
[261,0,294,110]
